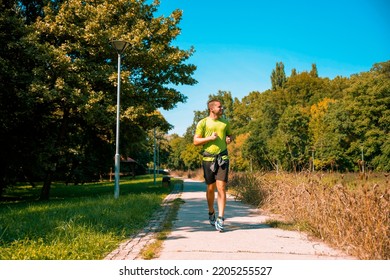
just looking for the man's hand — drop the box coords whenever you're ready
[226,135,233,144]
[210,132,218,141]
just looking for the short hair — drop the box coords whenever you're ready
[207,99,221,110]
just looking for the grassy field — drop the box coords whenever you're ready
[229,171,390,260]
[0,175,174,260]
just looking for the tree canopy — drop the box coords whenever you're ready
[0,0,197,198]
[169,61,390,173]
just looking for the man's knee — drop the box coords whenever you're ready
[207,182,216,191]
[216,180,226,190]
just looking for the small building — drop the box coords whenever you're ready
[120,156,137,178]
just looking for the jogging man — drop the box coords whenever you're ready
[193,99,233,232]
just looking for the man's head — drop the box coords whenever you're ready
[207,99,223,117]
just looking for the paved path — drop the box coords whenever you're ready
[156,179,354,260]
[106,178,355,260]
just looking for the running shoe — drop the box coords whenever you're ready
[215,216,225,232]
[208,211,216,226]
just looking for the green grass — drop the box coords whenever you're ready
[0,175,175,260]
[140,197,185,260]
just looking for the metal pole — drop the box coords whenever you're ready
[114,53,121,199]
[153,127,156,185]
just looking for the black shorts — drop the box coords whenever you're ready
[202,160,229,185]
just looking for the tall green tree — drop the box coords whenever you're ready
[1,0,197,199]
[231,95,252,134]
[308,98,337,170]
[310,63,318,78]
[318,101,355,171]
[243,90,283,170]
[271,62,287,90]
[181,143,202,170]
[342,62,390,171]
[0,0,44,195]
[276,105,310,172]
[167,134,186,170]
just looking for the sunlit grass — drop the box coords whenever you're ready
[0,175,175,260]
[140,197,185,260]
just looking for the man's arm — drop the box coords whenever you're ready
[193,132,218,146]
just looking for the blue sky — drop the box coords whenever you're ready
[157,0,390,136]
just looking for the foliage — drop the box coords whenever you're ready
[232,61,390,172]
[270,62,287,90]
[166,134,186,170]
[168,60,389,173]
[172,60,389,173]
[227,133,250,171]
[181,143,202,170]
[0,0,197,199]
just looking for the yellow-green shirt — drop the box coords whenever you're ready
[195,117,231,161]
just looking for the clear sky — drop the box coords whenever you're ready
[157,0,390,136]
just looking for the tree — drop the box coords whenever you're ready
[242,89,286,171]
[181,143,202,171]
[284,71,323,106]
[320,100,356,171]
[308,98,337,170]
[0,1,44,195]
[341,61,390,171]
[310,63,318,78]
[231,96,252,134]
[167,134,186,170]
[271,62,287,90]
[291,68,297,77]
[175,61,390,173]
[1,0,197,199]
[275,105,310,172]
[228,133,250,171]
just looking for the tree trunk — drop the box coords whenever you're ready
[39,107,69,200]
[0,180,5,198]
[40,171,53,200]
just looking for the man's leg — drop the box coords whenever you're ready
[206,182,216,213]
[216,180,227,218]
[203,161,216,214]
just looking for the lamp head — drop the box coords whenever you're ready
[111,40,130,54]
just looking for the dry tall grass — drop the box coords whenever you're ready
[169,169,204,181]
[229,172,390,260]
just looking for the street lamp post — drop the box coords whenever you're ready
[111,40,130,199]
[153,127,156,185]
